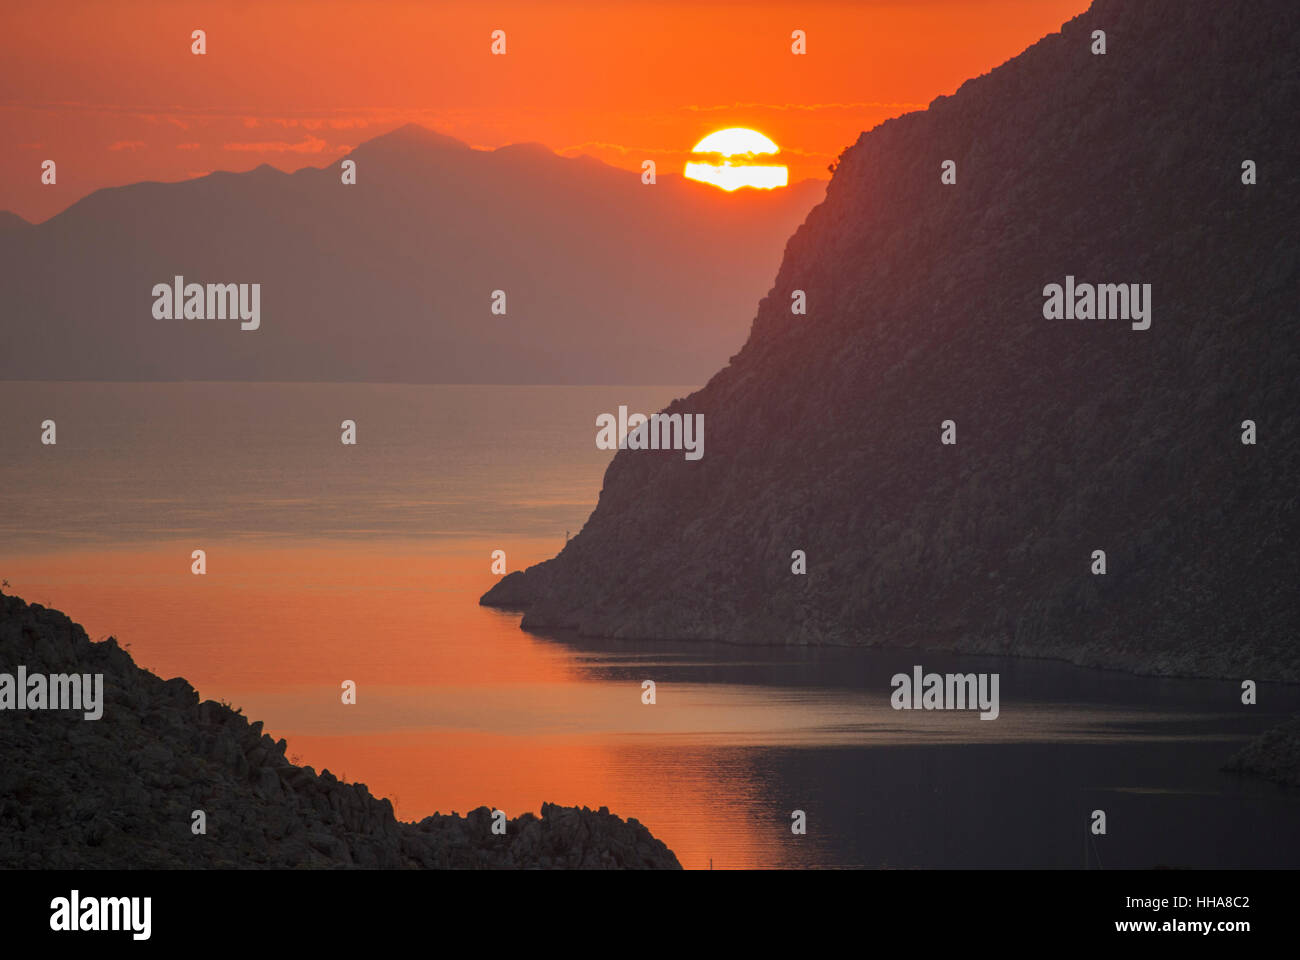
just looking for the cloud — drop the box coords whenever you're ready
[0,101,458,130]
[222,135,337,154]
[558,140,837,163]
[242,117,331,131]
[772,145,839,160]
[107,140,147,151]
[556,140,682,157]
[684,100,926,113]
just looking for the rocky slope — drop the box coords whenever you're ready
[0,592,680,868]
[1223,718,1300,789]
[484,0,1300,682]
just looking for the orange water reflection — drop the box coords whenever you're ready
[0,538,768,868]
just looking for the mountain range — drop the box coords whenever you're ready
[0,125,823,384]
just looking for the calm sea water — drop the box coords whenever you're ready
[2,382,1298,868]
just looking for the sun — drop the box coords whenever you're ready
[684,127,790,191]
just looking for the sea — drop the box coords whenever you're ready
[2,381,1297,868]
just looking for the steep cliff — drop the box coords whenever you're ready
[484,0,1300,681]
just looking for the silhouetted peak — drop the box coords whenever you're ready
[491,141,557,159]
[0,210,31,233]
[361,123,473,154]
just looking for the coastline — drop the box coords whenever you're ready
[0,590,681,869]
[482,597,1300,792]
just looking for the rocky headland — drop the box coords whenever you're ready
[484,0,1300,686]
[0,591,680,868]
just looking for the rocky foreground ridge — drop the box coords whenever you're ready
[484,0,1300,683]
[0,592,680,868]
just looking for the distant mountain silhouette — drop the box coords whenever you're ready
[0,211,29,234]
[0,123,823,384]
[484,0,1300,680]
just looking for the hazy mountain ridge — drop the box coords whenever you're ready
[0,124,824,384]
[483,0,1300,683]
[0,591,681,868]
[0,211,30,234]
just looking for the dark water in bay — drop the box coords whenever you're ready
[538,632,1300,868]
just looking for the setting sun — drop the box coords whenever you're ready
[684,127,790,191]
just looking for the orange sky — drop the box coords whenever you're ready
[1,0,1088,224]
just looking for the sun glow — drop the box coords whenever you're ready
[684,127,789,191]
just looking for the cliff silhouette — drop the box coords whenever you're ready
[483,0,1300,682]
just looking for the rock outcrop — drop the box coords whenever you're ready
[484,0,1300,682]
[0,592,680,868]
[1223,718,1300,789]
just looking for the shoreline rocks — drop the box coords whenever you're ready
[1223,718,1300,790]
[0,591,680,869]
